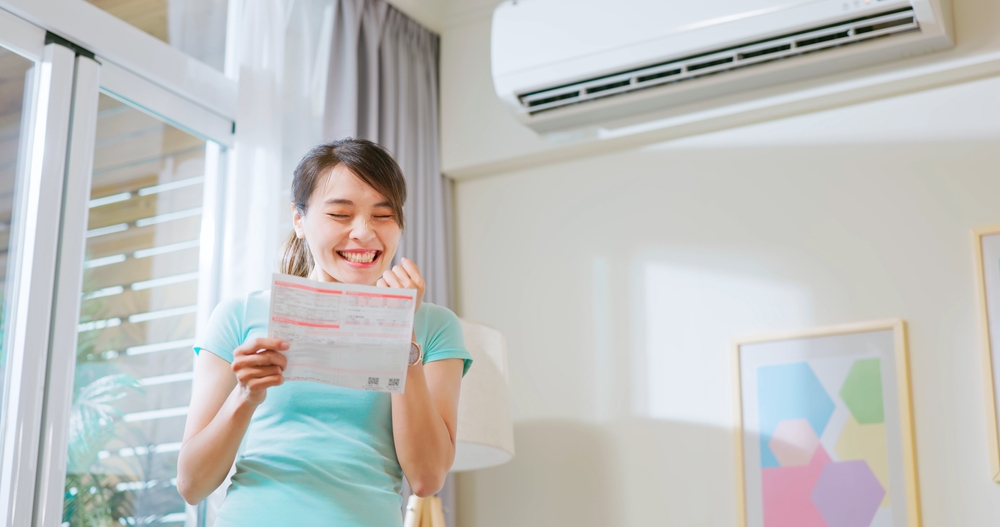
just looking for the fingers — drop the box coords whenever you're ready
[234,337,288,357]
[377,278,388,288]
[400,258,424,287]
[381,268,403,288]
[236,364,283,379]
[385,265,419,288]
[244,373,284,392]
[233,351,287,370]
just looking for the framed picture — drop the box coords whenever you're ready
[974,224,1000,483]
[733,319,920,527]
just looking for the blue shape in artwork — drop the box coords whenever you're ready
[757,362,835,468]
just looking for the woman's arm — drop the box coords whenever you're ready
[176,338,288,504]
[379,258,465,496]
[390,358,465,496]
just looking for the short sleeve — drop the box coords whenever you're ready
[193,296,246,363]
[416,303,473,376]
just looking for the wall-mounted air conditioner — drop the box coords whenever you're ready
[491,0,953,134]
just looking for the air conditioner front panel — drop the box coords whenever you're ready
[491,0,953,133]
[491,0,856,75]
[522,28,950,133]
[493,0,918,89]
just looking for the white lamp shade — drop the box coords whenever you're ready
[451,320,515,472]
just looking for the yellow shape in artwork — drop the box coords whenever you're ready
[835,415,890,507]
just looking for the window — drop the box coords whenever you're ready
[0,44,34,427]
[66,93,211,526]
[85,0,230,71]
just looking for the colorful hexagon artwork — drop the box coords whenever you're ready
[770,419,821,467]
[810,460,886,527]
[835,415,890,507]
[761,444,831,527]
[840,359,884,424]
[758,362,836,468]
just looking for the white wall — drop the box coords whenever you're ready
[445,24,1000,527]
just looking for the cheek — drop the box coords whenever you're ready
[380,227,402,254]
[304,220,346,254]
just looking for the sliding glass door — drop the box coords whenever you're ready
[0,33,34,438]
[0,5,233,526]
[64,93,213,526]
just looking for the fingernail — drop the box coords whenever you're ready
[281,341,289,349]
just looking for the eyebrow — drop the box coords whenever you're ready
[323,198,393,208]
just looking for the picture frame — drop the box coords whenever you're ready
[973,224,1000,483]
[733,319,920,527]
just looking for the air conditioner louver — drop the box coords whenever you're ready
[518,7,919,115]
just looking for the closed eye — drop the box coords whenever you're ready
[328,214,349,219]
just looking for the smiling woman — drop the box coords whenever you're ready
[178,138,472,527]
[283,139,407,284]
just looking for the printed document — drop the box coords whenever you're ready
[267,273,416,393]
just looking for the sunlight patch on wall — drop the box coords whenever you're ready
[633,260,814,428]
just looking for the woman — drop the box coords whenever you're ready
[177,138,472,526]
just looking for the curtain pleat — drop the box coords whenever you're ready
[320,3,456,524]
[322,0,452,309]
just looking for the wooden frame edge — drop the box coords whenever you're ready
[894,320,922,527]
[973,224,1000,483]
[732,318,902,348]
[731,318,921,527]
[733,341,747,527]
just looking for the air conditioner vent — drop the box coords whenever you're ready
[517,6,919,115]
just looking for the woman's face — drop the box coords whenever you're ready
[293,164,401,284]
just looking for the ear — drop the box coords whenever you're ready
[291,204,305,239]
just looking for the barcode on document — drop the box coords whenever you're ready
[368,377,379,387]
[388,378,400,388]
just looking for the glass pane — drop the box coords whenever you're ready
[64,93,210,526]
[86,0,229,71]
[0,47,33,430]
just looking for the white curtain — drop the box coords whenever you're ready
[197,1,334,525]
[167,0,230,70]
[217,0,333,303]
[324,0,453,308]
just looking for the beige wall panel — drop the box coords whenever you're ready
[453,75,1000,527]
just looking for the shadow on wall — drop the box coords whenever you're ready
[456,418,735,527]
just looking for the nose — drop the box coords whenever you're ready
[350,217,376,243]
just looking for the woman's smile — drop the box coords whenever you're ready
[337,249,382,267]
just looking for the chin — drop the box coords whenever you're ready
[331,265,382,285]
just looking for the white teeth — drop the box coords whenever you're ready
[340,251,377,263]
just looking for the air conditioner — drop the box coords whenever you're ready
[491,0,953,134]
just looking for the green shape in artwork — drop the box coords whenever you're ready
[839,358,884,424]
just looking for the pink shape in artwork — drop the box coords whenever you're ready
[770,419,821,467]
[762,444,831,527]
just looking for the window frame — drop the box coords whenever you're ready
[0,0,236,123]
[0,40,77,527]
[0,3,234,525]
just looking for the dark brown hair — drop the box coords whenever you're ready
[280,138,407,277]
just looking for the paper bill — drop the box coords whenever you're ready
[267,273,416,393]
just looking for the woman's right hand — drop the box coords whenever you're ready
[232,338,289,405]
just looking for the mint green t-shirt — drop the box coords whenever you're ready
[194,290,472,527]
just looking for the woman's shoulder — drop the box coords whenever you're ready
[209,290,270,326]
[417,301,460,327]
[415,302,472,374]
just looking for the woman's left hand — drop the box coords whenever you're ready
[378,257,425,314]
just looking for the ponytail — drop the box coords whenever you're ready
[280,230,313,277]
